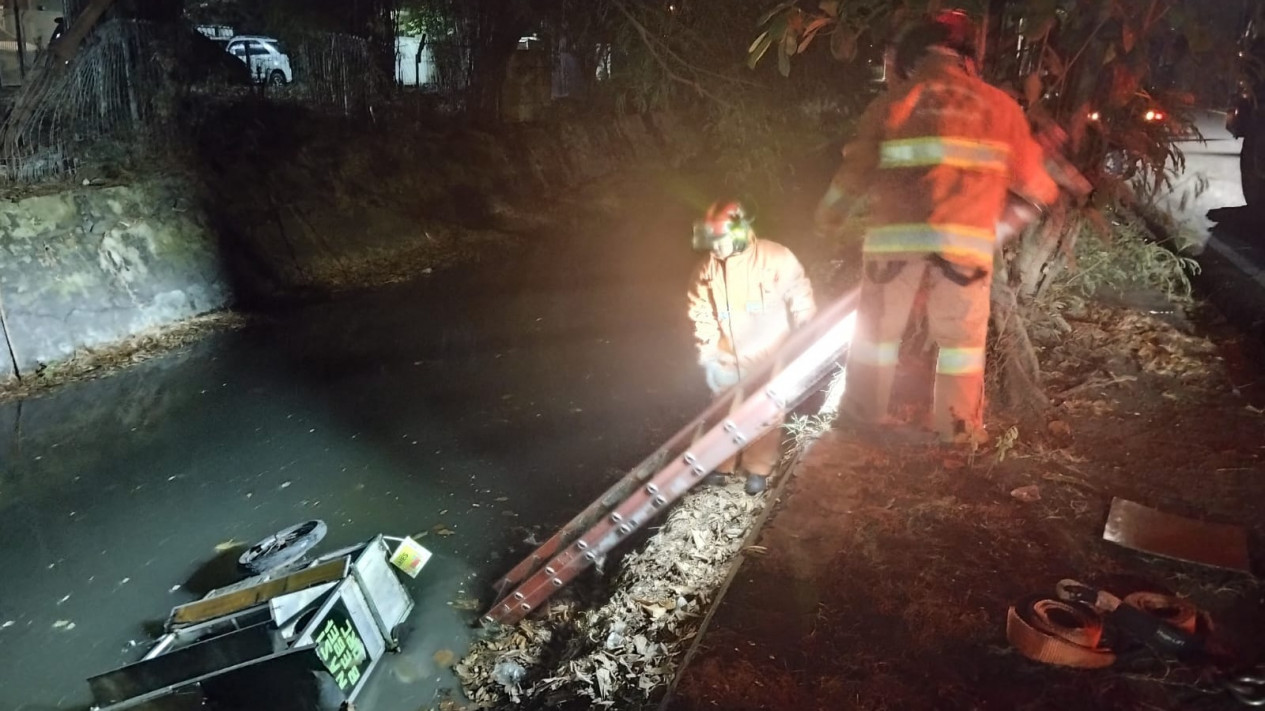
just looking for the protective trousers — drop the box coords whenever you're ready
[717,401,783,477]
[844,258,991,441]
[704,366,784,478]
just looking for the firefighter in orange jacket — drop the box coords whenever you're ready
[688,200,817,494]
[815,10,1059,445]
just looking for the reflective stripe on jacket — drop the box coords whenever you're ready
[831,54,1060,268]
[687,238,816,368]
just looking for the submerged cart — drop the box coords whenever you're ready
[87,521,433,711]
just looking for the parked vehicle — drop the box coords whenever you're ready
[1227,13,1265,205]
[1085,96,1181,178]
[226,35,294,86]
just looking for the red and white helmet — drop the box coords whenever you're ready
[892,9,979,78]
[692,200,754,252]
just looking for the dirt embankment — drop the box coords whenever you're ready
[186,102,688,303]
[0,103,690,397]
[672,302,1265,711]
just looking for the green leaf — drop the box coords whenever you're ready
[748,32,775,69]
[778,48,792,77]
[757,1,796,28]
[748,30,771,55]
[819,0,840,18]
[1187,27,1213,54]
[782,25,797,58]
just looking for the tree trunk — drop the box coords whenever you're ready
[1014,200,1072,300]
[989,264,1050,421]
[466,39,518,122]
[988,200,1085,421]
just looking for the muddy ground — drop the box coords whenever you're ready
[670,302,1265,710]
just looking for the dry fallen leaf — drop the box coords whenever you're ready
[450,596,480,611]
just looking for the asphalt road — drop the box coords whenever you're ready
[0,182,718,710]
[1158,110,1265,334]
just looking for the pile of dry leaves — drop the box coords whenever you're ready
[1038,301,1224,406]
[456,482,766,709]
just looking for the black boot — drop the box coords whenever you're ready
[744,473,768,495]
[702,472,730,487]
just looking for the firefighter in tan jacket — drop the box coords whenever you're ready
[687,200,817,494]
[815,10,1059,445]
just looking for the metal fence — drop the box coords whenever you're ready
[0,15,588,186]
[272,31,384,114]
[0,20,391,185]
[0,19,168,183]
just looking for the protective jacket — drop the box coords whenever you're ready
[687,237,816,371]
[831,52,1059,268]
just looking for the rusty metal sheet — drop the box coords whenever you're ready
[1103,497,1252,573]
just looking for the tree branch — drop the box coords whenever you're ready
[609,0,737,109]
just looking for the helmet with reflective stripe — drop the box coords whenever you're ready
[893,9,978,78]
[692,199,753,253]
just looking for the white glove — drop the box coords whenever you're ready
[703,356,740,394]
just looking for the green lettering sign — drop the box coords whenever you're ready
[313,601,370,693]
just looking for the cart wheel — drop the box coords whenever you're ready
[388,622,412,653]
[238,519,328,574]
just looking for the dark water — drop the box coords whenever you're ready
[0,184,712,710]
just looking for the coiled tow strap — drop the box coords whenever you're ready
[1007,580,1265,707]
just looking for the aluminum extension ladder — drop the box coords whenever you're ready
[482,288,861,625]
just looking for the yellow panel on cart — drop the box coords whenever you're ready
[171,558,349,627]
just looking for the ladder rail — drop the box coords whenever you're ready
[485,394,784,624]
[493,396,732,594]
[484,289,860,625]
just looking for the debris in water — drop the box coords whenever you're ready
[450,596,480,612]
[2,620,14,629]
[433,649,456,668]
[280,481,292,489]
[214,539,245,553]
[53,620,75,630]
[57,595,71,605]
[168,585,181,593]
